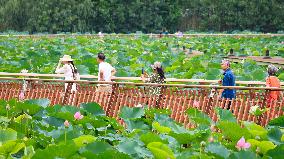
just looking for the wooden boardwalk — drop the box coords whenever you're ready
[228,56,284,67]
[172,48,283,67]
[0,78,283,127]
[171,48,204,58]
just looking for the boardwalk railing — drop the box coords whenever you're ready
[0,77,283,127]
[0,72,283,86]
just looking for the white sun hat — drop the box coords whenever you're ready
[60,55,73,62]
[151,61,162,69]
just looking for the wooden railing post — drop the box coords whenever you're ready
[61,82,72,105]
[256,90,269,125]
[105,83,119,117]
[157,86,167,109]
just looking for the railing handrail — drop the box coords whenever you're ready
[0,72,283,86]
[1,77,284,91]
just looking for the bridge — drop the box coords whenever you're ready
[228,56,284,67]
[0,72,283,127]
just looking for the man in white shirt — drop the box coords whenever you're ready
[96,53,116,93]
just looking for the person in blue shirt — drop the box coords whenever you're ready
[219,59,236,99]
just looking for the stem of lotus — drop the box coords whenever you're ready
[26,119,28,137]
[32,122,34,138]
[65,129,67,144]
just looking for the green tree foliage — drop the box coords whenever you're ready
[0,0,181,33]
[0,0,283,33]
[178,0,284,32]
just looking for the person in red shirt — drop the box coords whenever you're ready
[266,65,282,106]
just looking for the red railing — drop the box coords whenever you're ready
[0,77,283,127]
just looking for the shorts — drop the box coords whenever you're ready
[96,85,112,93]
[65,83,77,93]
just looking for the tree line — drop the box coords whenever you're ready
[0,0,283,33]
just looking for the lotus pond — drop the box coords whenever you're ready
[0,99,284,158]
[0,35,283,81]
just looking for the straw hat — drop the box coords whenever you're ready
[60,55,73,62]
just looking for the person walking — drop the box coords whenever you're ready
[96,53,116,93]
[218,60,236,110]
[141,61,166,96]
[219,59,236,99]
[266,64,282,107]
[55,55,80,93]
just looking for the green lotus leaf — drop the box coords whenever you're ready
[147,142,175,159]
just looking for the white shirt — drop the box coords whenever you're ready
[55,64,79,80]
[98,62,114,82]
[55,64,79,92]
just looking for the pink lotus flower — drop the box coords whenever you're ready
[208,136,214,142]
[236,137,251,150]
[210,124,216,132]
[193,100,200,107]
[19,92,25,101]
[74,112,83,120]
[64,120,70,127]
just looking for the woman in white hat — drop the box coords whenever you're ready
[55,55,80,92]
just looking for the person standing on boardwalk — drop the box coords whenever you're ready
[266,64,282,107]
[96,53,116,93]
[55,55,80,93]
[219,59,236,101]
[141,61,166,95]
[141,61,166,107]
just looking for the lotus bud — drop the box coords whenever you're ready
[208,136,214,142]
[64,120,70,127]
[23,137,28,141]
[200,141,206,147]
[210,124,216,132]
[74,112,84,120]
[255,136,261,140]
[6,104,10,110]
[256,147,261,154]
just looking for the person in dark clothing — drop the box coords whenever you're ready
[141,61,165,95]
[141,61,166,107]
[219,59,236,109]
